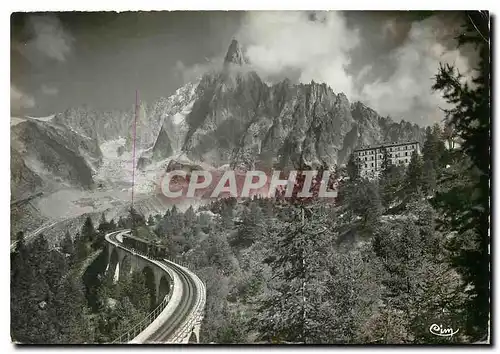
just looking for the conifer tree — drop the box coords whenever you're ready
[233,202,265,249]
[421,158,437,196]
[109,219,116,230]
[257,205,333,343]
[431,124,447,166]
[61,230,74,256]
[118,216,126,229]
[432,10,490,339]
[82,216,96,243]
[403,151,424,201]
[97,213,111,233]
[346,154,360,181]
[184,206,196,225]
[74,232,88,261]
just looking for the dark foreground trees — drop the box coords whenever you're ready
[432,10,490,340]
[10,215,152,343]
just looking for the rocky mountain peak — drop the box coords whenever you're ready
[351,101,379,122]
[223,39,247,67]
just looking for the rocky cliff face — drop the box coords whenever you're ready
[45,39,425,173]
[10,118,103,198]
[10,148,43,201]
[152,125,173,161]
[54,81,198,155]
[54,106,132,144]
[179,40,426,170]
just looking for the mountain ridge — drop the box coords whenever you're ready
[12,40,426,197]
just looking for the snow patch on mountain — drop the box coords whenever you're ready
[26,114,55,122]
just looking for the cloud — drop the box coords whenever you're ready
[41,84,58,96]
[382,19,399,39]
[19,15,74,62]
[356,15,471,126]
[174,59,223,83]
[11,85,35,114]
[236,11,360,98]
[175,12,473,127]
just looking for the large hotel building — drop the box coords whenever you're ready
[353,141,421,179]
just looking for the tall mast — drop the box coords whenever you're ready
[132,89,138,208]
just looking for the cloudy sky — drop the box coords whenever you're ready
[11,11,478,126]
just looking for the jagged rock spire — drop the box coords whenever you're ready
[223,39,248,67]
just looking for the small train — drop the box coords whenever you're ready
[121,233,168,260]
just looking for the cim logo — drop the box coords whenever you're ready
[429,323,459,337]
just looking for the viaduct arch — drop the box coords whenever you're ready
[105,241,172,304]
[104,230,206,344]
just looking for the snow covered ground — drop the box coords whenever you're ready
[25,114,55,122]
[11,117,26,126]
[95,138,177,197]
[172,99,195,125]
[11,115,54,126]
[34,137,169,220]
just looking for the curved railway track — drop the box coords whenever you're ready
[105,230,205,344]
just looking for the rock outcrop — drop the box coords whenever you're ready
[11,118,102,197]
[180,40,426,170]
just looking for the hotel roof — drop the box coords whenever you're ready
[354,141,420,152]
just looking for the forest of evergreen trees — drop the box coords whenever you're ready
[10,212,156,343]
